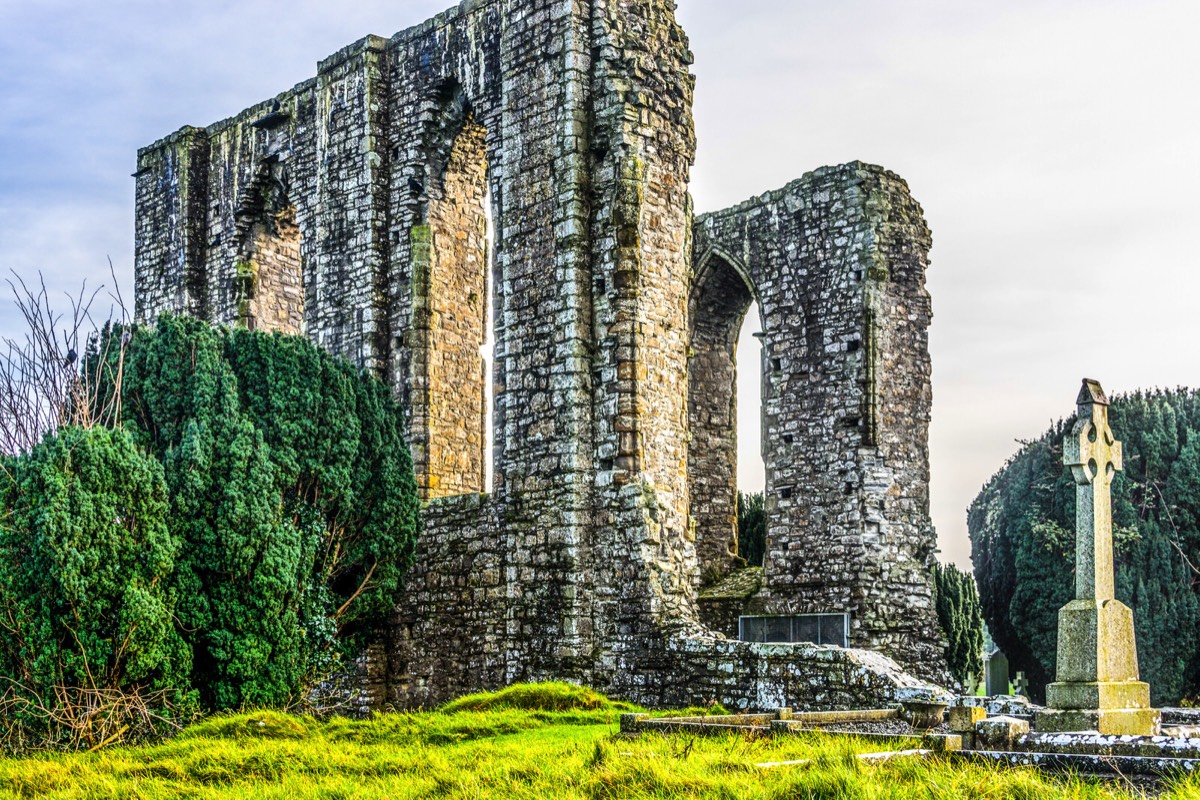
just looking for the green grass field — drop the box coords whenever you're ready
[1,684,1197,799]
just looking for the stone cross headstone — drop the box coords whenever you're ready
[1063,379,1122,602]
[1036,379,1161,736]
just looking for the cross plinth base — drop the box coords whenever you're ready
[1046,679,1151,710]
[1055,599,1140,683]
[1034,596,1161,737]
[1035,705,1161,737]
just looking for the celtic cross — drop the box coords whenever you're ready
[1063,379,1123,601]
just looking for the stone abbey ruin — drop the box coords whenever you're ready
[134,0,950,709]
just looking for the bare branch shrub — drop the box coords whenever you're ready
[0,266,162,754]
[0,263,129,454]
[0,680,196,755]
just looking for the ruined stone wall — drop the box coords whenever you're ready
[134,35,393,370]
[691,163,946,677]
[134,0,949,710]
[387,493,507,707]
[134,127,210,319]
[580,0,707,694]
[393,496,945,713]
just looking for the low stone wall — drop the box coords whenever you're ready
[1014,732,1200,760]
[384,493,506,710]
[611,633,948,712]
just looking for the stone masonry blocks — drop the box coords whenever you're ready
[134,0,950,710]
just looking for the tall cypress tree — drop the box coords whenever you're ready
[737,491,766,568]
[933,562,985,686]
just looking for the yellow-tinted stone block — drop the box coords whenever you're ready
[948,705,986,733]
[1035,707,1161,737]
[1046,680,1150,711]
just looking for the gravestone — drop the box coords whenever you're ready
[1035,379,1161,736]
[985,649,1010,696]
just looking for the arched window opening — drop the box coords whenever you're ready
[687,254,757,586]
[233,159,304,334]
[415,113,491,500]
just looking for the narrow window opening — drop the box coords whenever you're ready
[735,302,767,568]
[419,113,491,500]
[482,189,495,494]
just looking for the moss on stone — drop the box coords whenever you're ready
[697,567,763,601]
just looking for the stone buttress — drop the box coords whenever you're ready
[134,0,950,710]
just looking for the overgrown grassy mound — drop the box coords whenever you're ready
[176,711,315,742]
[440,682,639,714]
[439,682,730,719]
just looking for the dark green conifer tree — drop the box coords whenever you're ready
[737,491,765,567]
[0,426,187,698]
[87,314,419,709]
[933,562,985,686]
[970,389,1200,705]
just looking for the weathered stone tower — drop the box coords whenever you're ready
[134,0,949,709]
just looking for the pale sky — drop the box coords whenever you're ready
[2,0,1198,568]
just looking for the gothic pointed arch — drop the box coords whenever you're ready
[688,249,762,584]
[233,156,304,334]
[408,80,491,500]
